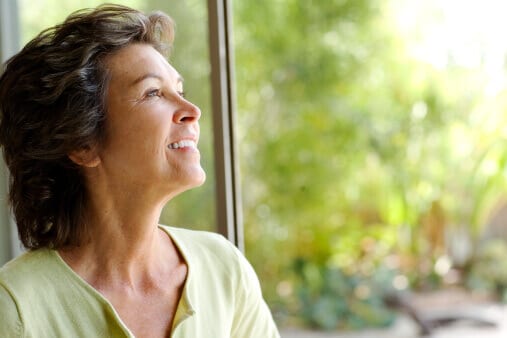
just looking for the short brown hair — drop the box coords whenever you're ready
[0,4,174,249]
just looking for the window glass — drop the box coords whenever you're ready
[18,0,216,232]
[234,0,507,332]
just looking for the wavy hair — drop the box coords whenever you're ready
[0,4,174,249]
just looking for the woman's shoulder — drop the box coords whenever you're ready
[160,225,237,256]
[0,282,23,336]
[0,250,58,336]
[0,249,54,286]
[0,249,128,336]
[160,225,246,276]
[0,250,62,308]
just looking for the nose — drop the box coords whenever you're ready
[173,99,201,124]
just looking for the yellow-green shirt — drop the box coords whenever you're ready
[0,226,280,337]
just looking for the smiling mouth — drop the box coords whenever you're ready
[168,140,197,149]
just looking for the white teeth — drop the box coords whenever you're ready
[168,140,196,149]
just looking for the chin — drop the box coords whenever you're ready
[193,169,206,187]
[182,167,206,190]
[165,172,206,201]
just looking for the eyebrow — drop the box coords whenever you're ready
[130,73,163,86]
[130,73,184,86]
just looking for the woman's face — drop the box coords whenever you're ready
[97,43,205,199]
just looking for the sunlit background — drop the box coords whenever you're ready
[12,0,507,336]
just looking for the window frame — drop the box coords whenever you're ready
[207,0,244,252]
[0,0,23,262]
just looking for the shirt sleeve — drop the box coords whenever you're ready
[230,247,280,338]
[0,283,23,336]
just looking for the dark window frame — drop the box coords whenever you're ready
[207,0,244,251]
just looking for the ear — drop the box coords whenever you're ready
[68,146,101,168]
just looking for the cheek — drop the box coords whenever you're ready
[104,102,171,156]
[101,121,147,160]
[134,123,170,159]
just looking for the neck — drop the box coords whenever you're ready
[58,175,176,291]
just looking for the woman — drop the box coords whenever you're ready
[0,4,279,337]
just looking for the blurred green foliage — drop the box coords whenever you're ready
[466,240,507,301]
[293,258,396,330]
[234,0,507,330]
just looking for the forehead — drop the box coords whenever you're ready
[105,43,180,85]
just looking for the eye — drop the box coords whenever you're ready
[145,88,162,98]
[178,91,186,98]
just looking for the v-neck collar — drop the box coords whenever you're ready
[51,225,196,337]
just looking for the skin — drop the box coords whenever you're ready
[60,43,205,337]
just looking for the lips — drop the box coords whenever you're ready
[167,139,197,149]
